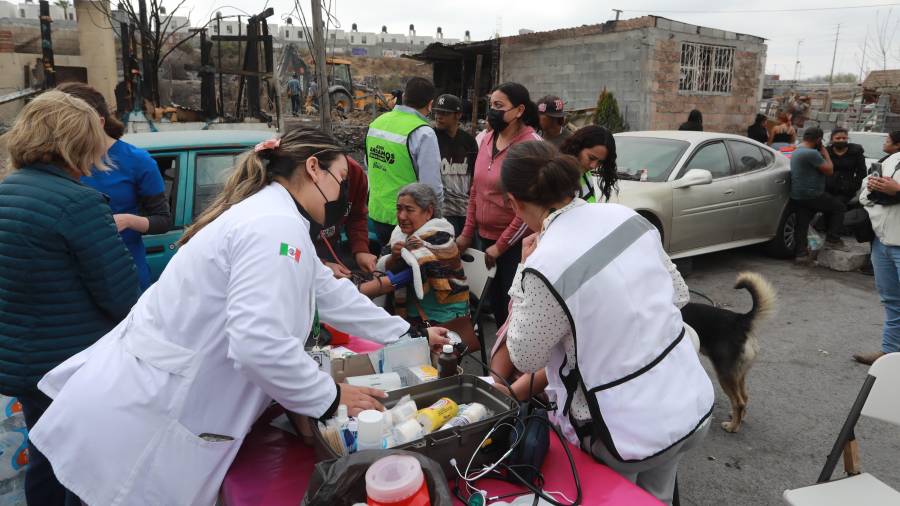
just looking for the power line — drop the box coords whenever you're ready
[623,3,900,15]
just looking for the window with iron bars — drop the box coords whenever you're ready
[678,42,734,94]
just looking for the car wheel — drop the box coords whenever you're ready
[638,212,664,243]
[765,205,798,258]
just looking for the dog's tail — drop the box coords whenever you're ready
[734,272,777,332]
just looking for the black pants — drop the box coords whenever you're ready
[372,220,396,252]
[793,193,847,254]
[290,95,301,115]
[446,216,466,238]
[17,392,80,506]
[478,235,523,325]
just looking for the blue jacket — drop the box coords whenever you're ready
[0,164,140,395]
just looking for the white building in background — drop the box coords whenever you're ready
[0,0,76,22]
[279,20,461,57]
[167,14,191,34]
[208,17,278,40]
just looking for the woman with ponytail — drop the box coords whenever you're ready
[559,125,618,203]
[28,127,450,506]
[456,82,543,325]
[58,82,172,290]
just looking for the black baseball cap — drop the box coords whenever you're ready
[433,94,462,113]
[537,95,565,118]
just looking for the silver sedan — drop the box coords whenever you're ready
[604,131,796,259]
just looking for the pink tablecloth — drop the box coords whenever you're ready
[221,337,662,505]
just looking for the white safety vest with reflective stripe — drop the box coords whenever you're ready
[524,203,713,462]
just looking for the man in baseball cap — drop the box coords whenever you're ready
[537,95,571,148]
[432,94,478,236]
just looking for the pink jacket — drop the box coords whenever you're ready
[461,126,542,254]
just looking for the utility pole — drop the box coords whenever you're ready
[859,30,869,83]
[38,0,56,88]
[137,0,153,103]
[310,0,331,132]
[793,39,804,82]
[827,24,840,112]
[613,9,623,21]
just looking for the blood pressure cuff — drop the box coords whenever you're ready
[508,404,550,484]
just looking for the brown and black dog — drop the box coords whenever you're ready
[681,272,776,433]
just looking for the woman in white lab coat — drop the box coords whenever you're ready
[28,128,450,506]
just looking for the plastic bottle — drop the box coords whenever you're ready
[437,345,457,379]
[356,410,385,451]
[336,404,350,428]
[415,398,459,434]
[365,455,430,506]
[438,403,487,431]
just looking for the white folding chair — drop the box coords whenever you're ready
[783,352,900,505]
[460,248,497,375]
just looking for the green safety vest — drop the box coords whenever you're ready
[365,109,428,225]
[581,173,597,203]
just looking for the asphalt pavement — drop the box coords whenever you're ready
[464,245,899,506]
[678,247,899,506]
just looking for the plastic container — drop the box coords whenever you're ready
[311,375,519,478]
[416,398,458,434]
[365,455,430,506]
[439,403,487,431]
[357,410,385,449]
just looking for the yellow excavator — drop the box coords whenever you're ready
[311,57,396,114]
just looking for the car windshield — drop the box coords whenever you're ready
[848,133,887,160]
[613,136,690,182]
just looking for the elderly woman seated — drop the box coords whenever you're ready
[358,184,476,347]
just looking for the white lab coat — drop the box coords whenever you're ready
[29,183,411,506]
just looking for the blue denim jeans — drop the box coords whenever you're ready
[872,238,900,353]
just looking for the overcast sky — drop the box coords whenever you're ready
[181,0,900,80]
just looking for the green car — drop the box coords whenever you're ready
[123,130,274,281]
[126,129,379,282]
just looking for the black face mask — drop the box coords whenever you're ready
[832,141,848,150]
[316,170,350,229]
[488,108,510,132]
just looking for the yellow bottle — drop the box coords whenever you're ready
[415,397,459,434]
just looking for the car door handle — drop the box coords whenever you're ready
[775,179,786,184]
[724,189,735,195]
[146,245,165,254]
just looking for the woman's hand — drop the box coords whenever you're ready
[406,237,423,250]
[485,244,500,269]
[338,384,388,416]
[325,261,351,279]
[113,213,149,233]
[521,233,538,263]
[455,235,472,253]
[355,252,377,273]
[870,176,900,196]
[390,241,405,258]
[426,326,451,353]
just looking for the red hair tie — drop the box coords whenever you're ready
[254,138,281,153]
